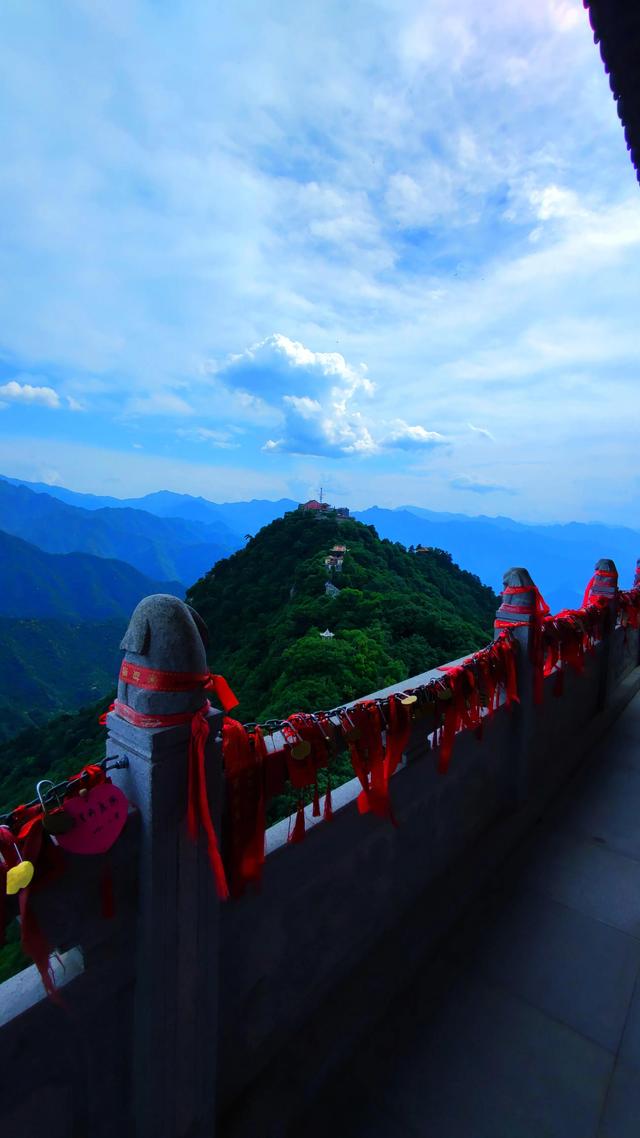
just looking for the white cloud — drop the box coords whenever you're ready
[282,395,323,419]
[0,379,60,408]
[0,1,637,522]
[450,474,515,495]
[223,334,445,458]
[468,423,495,441]
[529,184,585,223]
[125,392,194,417]
[176,426,241,449]
[382,421,446,450]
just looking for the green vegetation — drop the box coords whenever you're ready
[0,511,498,982]
[0,618,123,742]
[188,511,498,724]
[0,692,112,817]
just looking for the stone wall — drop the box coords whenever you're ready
[0,585,638,1138]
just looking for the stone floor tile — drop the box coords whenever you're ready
[619,977,640,1072]
[598,1063,640,1138]
[522,830,640,938]
[353,973,612,1138]
[458,890,640,1053]
[559,765,640,863]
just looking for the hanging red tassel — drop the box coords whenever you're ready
[324,779,333,820]
[312,783,321,817]
[384,697,412,782]
[205,673,239,712]
[222,718,267,897]
[17,818,57,998]
[288,800,306,844]
[187,702,229,900]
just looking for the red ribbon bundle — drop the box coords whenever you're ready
[1,763,108,995]
[113,663,239,900]
[619,588,640,629]
[437,632,519,771]
[279,714,334,842]
[339,701,392,819]
[495,585,550,705]
[581,569,618,609]
[222,718,267,896]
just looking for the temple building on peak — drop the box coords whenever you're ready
[297,496,349,519]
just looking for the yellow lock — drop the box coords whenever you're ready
[6,860,34,895]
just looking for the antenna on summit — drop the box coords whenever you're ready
[320,486,323,504]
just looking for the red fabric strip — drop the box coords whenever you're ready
[119,662,238,711]
[222,718,266,896]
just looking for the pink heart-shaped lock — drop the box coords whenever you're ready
[56,784,129,855]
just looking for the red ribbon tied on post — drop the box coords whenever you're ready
[114,662,238,899]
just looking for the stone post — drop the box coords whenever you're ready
[105,595,223,1138]
[628,562,633,664]
[583,559,618,710]
[494,567,538,805]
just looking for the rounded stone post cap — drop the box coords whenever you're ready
[117,594,211,716]
[502,567,535,590]
[595,558,618,574]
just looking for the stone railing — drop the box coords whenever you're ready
[1,562,639,1138]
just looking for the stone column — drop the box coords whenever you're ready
[582,559,618,710]
[494,567,538,805]
[106,594,223,1138]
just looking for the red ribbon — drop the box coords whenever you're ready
[222,718,267,896]
[339,702,390,819]
[582,570,618,609]
[2,764,107,995]
[186,703,229,900]
[119,662,238,711]
[112,699,229,899]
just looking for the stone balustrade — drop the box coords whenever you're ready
[1,562,639,1138]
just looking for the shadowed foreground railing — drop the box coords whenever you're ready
[1,560,640,1138]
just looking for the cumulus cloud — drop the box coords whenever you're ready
[382,421,446,450]
[450,474,515,495]
[222,334,443,458]
[0,2,637,520]
[0,379,60,408]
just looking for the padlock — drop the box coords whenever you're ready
[290,740,312,761]
[42,807,75,835]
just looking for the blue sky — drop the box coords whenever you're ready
[0,0,639,522]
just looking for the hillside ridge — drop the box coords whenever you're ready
[187,509,498,724]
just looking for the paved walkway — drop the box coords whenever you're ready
[305,692,640,1138]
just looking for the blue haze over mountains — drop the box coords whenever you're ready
[2,472,639,740]
[2,474,639,613]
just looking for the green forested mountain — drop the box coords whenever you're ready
[0,692,112,817]
[0,511,498,811]
[0,619,123,742]
[187,510,498,723]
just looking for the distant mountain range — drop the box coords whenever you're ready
[353,508,640,612]
[0,479,236,585]
[2,473,639,611]
[0,529,183,620]
[1,476,297,543]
